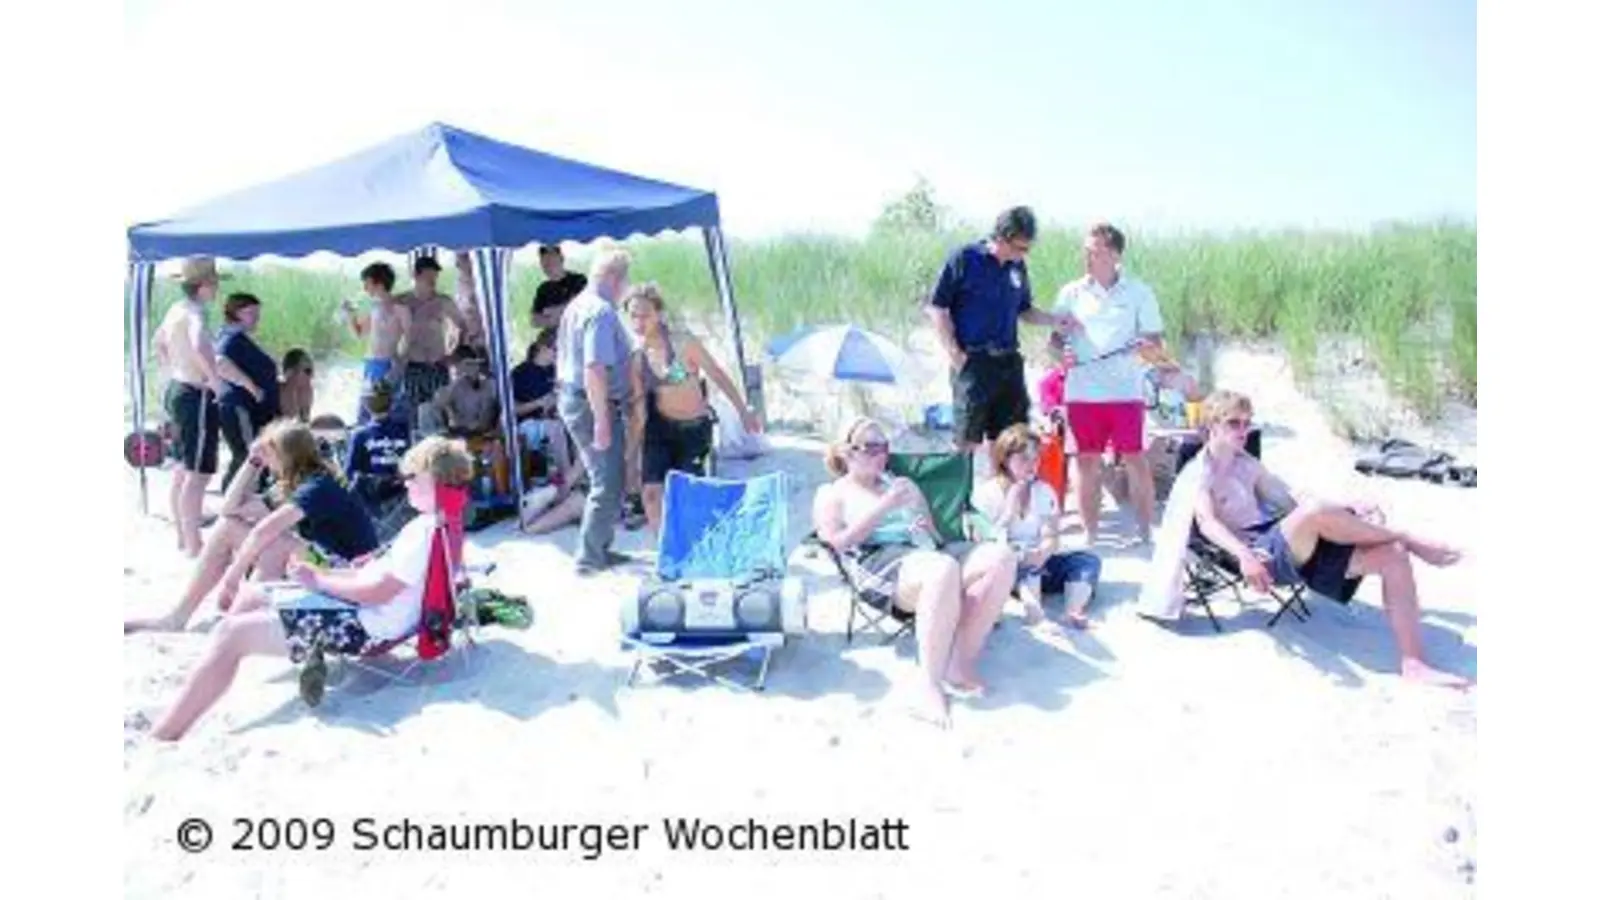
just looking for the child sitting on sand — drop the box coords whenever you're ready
[972,424,1102,628]
[147,436,474,740]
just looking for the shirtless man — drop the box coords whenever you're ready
[1189,390,1470,689]
[431,347,500,436]
[397,255,475,416]
[340,262,411,423]
[154,257,226,557]
[453,251,488,352]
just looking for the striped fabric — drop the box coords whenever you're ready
[126,259,156,512]
[701,226,751,400]
[467,246,526,503]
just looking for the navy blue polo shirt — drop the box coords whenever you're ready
[216,327,280,421]
[510,360,556,418]
[928,241,1034,352]
[343,416,411,478]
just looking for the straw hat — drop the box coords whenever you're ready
[174,256,231,285]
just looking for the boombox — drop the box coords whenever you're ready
[622,568,807,643]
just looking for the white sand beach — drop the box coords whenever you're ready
[122,344,1477,898]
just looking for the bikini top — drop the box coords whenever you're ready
[641,331,695,392]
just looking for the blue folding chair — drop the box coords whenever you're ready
[621,470,806,691]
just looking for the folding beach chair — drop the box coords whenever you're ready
[622,470,804,691]
[286,483,491,706]
[1174,429,1310,632]
[804,451,977,645]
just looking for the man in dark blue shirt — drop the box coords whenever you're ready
[926,206,1079,452]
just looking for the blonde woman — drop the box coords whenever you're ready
[148,437,474,740]
[812,417,1018,727]
[624,282,761,535]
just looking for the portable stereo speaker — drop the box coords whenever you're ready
[622,570,807,642]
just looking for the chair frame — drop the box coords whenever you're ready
[622,471,789,691]
[1174,428,1312,632]
[807,451,978,647]
[298,504,494,702]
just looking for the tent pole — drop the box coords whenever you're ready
[127,258,155,515]
[703,226,753,406]
[471,247,526,518]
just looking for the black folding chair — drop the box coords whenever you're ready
[1175,429,1310,632]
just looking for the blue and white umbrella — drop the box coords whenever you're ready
[766,324,915,385]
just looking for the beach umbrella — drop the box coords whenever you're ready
[766,324,915,386]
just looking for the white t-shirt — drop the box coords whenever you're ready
[356,515,437,641]
[1052,273,1164,402]
[972,478,1059,546]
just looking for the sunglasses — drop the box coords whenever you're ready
[853,441,890,456]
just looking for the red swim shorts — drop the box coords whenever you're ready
[1065,401,1145,454]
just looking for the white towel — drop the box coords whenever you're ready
[1137,441,1214,620]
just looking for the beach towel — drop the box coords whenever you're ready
[657,470,788,580]
[1137,440,1214,620]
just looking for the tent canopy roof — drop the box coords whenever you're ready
[127,122,721,262]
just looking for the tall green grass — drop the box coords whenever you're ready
[125,223,1475,418]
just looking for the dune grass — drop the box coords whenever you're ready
[124,223,1475,419]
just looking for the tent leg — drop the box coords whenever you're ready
[469,247,526,508]
[703,226,759,422]
[127,259,156,516]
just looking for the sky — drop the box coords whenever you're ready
[121,0,1475,239]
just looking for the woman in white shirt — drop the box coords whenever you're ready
[148,436,475,741]
[972,425,1102,628]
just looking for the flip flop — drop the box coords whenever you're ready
[942,680,987,700]
[1448,464,1477,488]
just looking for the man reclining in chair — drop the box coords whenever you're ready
[1164,390,1469,689]
[124,421,380,634]
[147,437,474,741]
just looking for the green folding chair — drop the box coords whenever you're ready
[806,451,980,645]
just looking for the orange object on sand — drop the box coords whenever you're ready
[1040,426,1069,506]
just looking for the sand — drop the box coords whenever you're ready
[122,343,1477,898]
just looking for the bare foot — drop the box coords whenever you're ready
[908,682,951,729]
[1400,658,1472,690]
[1064,610,1092,630]
[1022,601,1045,626]
[124,613,183,635]
[1407,538,1463,568]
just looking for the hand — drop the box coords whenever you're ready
[1026,546,1051,569]
[1133,335,1160,352]
[1240,553,1273,592]
[741,410,764,434]
[1054,312,1083,334]
[247,383,264,404]
[1351,502,1386,525]
[886,477,920,509]
[287,559,320,590]
[948,348,967,372]
[348,551,376,568]
[593,416,613,451]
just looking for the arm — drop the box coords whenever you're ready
[626,352,646,452]
[814,483,904,553]
[925,255,966,369]
[216,355,263,402]
[188,316,221,388]
[688,338,759,429]
[394,304,412,368]
[1255,469,1301,517]
[582,314,624,444]
[302,565,407,607]
[219,504,305,591]
[1135,282,1166,350]
[340,299,368,338]
[219,458,266,516]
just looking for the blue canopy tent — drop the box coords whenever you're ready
[125,121,751,516]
